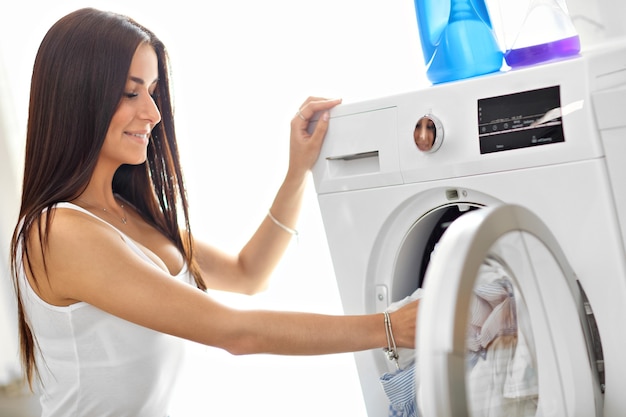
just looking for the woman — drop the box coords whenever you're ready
[10,8,418,416]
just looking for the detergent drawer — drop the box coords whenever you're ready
[312,106,402,195]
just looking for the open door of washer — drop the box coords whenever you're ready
[417,204,604,417]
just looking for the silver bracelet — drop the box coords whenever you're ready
[268,210,299,238]
[383,311,400,369]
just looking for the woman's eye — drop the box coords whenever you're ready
[124,92,138,99]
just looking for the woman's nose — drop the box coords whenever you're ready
[142,94,161,125]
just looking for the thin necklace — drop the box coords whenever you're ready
[77,198,128,225]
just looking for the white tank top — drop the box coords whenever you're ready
[19,202,195,417]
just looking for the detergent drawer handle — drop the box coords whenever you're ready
[326,150,379,161]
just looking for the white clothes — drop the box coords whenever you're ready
[379,258,538,417]
[466,259,539,417]
[467,336,538,417]
[18,202,195,417]
[384,288,425,371]
[466,259,518,355]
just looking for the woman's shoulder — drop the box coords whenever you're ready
[22,202,127,305]
[30,202,123,249]
[49,201,114,228]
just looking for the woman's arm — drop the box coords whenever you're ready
[26,207,417,355]
[193,97,342,294]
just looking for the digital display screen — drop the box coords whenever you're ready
[478,86,565,154]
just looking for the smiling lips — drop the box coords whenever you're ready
[125,131,150,144]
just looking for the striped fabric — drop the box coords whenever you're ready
[380,362,418,417]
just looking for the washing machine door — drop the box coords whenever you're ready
[417,204,603,417]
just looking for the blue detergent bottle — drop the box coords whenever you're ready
[501,0,580,68]
[413,0,504,84]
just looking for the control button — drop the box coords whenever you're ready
[414,114,444,153]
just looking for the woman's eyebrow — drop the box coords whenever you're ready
[129,76,159,85]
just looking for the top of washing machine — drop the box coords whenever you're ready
[312,38,626,195]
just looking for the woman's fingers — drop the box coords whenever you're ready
[292,97,342,124]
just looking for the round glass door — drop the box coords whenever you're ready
[417,204,603,417]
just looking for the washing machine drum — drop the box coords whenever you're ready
[416,204,604,417]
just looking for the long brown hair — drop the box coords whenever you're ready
[10,7,206,388]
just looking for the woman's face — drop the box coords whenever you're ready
[100,42,161,168]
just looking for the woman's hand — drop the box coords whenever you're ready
[288,96,342,179]
[390,299,420,348]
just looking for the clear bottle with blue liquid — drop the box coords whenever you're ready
[413,0,504,84]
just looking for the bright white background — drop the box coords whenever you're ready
[0,1,427,416]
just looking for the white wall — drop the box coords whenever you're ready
[0,57,21,386]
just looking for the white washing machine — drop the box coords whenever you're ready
[311,38,626,416]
